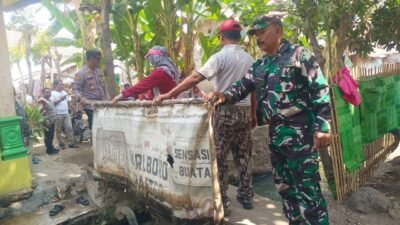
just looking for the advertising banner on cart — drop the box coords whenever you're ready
[93,102,218,220]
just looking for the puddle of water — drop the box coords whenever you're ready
[252,174,281,201]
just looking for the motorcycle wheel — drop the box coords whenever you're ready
[72,120,84,143]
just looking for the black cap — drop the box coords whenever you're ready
[86,49,101,60]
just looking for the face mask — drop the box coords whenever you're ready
[148,55,161,67]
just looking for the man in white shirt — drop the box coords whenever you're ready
[157,19,255,215]
[51,80,79,149]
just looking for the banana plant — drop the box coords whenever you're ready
[144,0,179,65]
[24,104,47,144]
[111,0,155,80]
[178,0,220,76]
[42,0,98,67]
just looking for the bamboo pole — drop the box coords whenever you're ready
[329,85,347,201]
[329,62,400,201]
[208,110,223,224]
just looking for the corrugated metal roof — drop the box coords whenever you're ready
[6,30,21,48]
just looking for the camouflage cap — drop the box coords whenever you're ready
[247,16,282,35]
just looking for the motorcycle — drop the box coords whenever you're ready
[71,110,85,143]
[60,100,90,143]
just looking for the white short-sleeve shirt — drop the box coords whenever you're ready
[50,90,69,115]
[197,44,254,106]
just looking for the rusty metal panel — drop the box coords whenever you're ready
[93,101,220,221]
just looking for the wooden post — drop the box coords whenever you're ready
[0,2,16,117]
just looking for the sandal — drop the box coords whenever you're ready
[76,196,89,206]
[49,204,64,216]
[32,157,41,164]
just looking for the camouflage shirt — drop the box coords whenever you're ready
[224,40,331,133]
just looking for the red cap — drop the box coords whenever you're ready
[218,19,242,33]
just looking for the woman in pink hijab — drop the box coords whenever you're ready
[113,45,179,102]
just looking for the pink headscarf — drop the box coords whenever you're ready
[145,45,180,83]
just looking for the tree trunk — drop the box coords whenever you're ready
[182,11,195,78]
[54,49,62,81]
[125,63,132,85]
[132,31,143,80]
[101,0,116,98]
[46,53,53,87]
[304,18,326,72]
[40,59,46,91]
[25,35,33,96]
[162,0,178,66]
[333,18,349,73]
[292,0,326,72]
[17,62,26,104]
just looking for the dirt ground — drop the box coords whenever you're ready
[325,146,400,225]
[2,141,400,225]
[32,142,400,225]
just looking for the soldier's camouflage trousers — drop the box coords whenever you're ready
[212,105,253,209]
[270,124,329,225]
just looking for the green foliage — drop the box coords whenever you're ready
[61,52,84,67]
[31,31,52,64]
[39,0,399,81]
[111,0,150,61]
[42,0,95,67]
[298,35,311,49]
[371,0,400,51]
[24,104,46,144]
[52,37,81,48]
[42,0,77,35]
[198,32,220,63]
[286,0,399,72]
[8,46,25,64]
[226,0,275,26]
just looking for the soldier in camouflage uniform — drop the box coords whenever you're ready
[207,16,331,225]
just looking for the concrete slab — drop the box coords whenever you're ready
[225,185,287,225]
